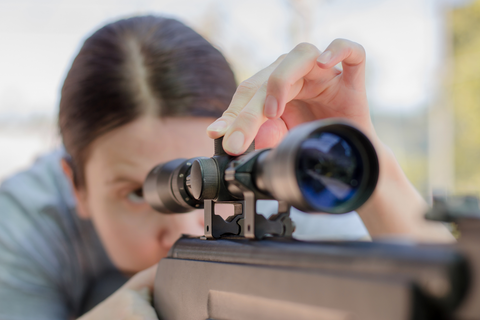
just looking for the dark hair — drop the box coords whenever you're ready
[59,16,236,187]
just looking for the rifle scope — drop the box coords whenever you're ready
[143,119,379,214]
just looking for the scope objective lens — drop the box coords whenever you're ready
[297,132,363,211]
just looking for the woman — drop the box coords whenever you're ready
[0,16,235,319]
[0,15,452,320]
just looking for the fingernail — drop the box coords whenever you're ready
[207,120,227,132]
[224,131,245,154]
[317,50,332,64]
[264,95,278,119]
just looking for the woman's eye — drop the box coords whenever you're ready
[127,188,145,204]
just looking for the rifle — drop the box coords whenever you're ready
[143,120,478,320]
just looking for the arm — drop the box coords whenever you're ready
[358,140,454,242]
[207,39,454,242]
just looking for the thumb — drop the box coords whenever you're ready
[124,264,158,292]
[136,287,152,303]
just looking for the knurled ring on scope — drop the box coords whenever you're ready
[172,160,204,209]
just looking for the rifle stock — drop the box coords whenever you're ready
[154,236,471,320]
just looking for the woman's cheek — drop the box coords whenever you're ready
[91,193,205,272]
[93,196,165,272]
[186,210,205,234]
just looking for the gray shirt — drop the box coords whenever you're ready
[0,150,123,320]
[0,150,368,319]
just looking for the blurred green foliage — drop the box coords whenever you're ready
[452,0,480,195]
[372,111,429,197]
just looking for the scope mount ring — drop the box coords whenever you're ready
[203,149,295,240]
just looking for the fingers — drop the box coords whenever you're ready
[207,55,286,139]
[222,43,332,155]
[221,43,331,155]
[208,40,366,156]
[264,43,324,120]
[222,80,269,154]
[254,119,288,150]
[316,38,366,90]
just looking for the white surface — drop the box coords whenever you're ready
[0,0,465,184]
[0,120,59,182]
[257,200,369,240]
[0,0,455,120]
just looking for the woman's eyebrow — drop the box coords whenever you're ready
[106,175,142,186]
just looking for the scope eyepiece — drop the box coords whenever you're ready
[143,158,205,213]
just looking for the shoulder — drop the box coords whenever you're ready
[0,149,113,318]
[0,150,80,255]
[2,148,73,196]
[0,150,76,263]
[0,149,75,212]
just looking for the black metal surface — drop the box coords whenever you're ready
[167,237,469,312]
[426,195,480,222]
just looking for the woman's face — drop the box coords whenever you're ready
[72,116,216,274]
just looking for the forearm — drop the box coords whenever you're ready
[357,138,455,242]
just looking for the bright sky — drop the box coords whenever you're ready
[0,0,462,119]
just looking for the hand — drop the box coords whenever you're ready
[78,265,158,320]
[207,39,375,155]
[207,39,454,243]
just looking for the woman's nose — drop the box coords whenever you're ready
[158,228,180,250]
[155,210,205,250]
[156,224,178,251]
[156,214,187,250]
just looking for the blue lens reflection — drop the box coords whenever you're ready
[296,132,363,211]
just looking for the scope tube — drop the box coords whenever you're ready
[144,119,379,215]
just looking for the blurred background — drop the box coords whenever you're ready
[0,0,478,200]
